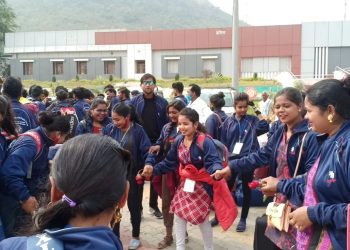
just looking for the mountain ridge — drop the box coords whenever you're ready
[6,0,247,32]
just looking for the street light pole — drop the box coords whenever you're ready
[232,0,240,90]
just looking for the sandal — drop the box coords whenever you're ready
[157,236,173,249]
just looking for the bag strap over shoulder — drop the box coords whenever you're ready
[196,133,206,151]
[293,132,308,178]
[19,131,43,179]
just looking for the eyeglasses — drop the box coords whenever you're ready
[95,109,108,113]
[143,81,155,85]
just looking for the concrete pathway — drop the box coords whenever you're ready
[119,183,266,250]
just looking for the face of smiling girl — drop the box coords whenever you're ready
[177,114,197,138]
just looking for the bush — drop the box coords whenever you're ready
[202,69,213,79]
[75,75,79,81]
[294,80,305,91]
[175,73,180,81]
[52,76,56,82]
[253,72,258,80]
[109,75,113,82]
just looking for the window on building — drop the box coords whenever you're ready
[104,61,115,74]
[23,62,33,75]
[77,61,87,75]
[167,60,179,74]
[135,60,145,74]
[203,59,216,73]
[53,61,64,75]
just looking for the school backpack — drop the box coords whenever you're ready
[196,133,229,168]
[18,131,43,179]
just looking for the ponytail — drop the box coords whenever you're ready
[38,111,71,133]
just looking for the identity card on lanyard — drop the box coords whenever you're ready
[183,179,196,193]
[233,121,245,155]
[233,142,243,155]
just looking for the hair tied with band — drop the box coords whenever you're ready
[62,194,77,207]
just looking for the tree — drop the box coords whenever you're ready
[0,0,17,76]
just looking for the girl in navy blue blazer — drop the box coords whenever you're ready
[218,92,269,232]
[75,98,111,135]
[214,87,320,249]
[0,111,71,238]
[0,135,130,250]
[261,79,350,249]
[205,92,228,140]
[104,103,151,250]
[142,108,235,250]
[147,100,186,249]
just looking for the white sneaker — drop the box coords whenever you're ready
[128,238,141,250]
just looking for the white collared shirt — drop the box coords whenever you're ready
[188,97,212,124]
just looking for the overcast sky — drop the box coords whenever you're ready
[209,0,350,25]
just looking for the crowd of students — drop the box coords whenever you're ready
[0,73,349,250]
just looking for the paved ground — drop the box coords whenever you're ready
[119,182,266,250]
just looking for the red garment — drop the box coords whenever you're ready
[170,180,211,225]
[92,126,102,134]
[178,164,237,231]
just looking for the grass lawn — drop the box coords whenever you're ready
[22,76,280,95]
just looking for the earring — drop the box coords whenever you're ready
[111,204,122,228]
[327,114,334,123]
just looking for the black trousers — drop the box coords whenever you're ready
[113,177,144,238]
[228,171,254,220]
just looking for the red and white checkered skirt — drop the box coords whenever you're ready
[170,180,211,225]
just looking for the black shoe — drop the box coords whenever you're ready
[210,217,219,227]
[153,208,163,219]
[236,220,246,232]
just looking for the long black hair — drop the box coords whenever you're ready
[0,95,18,137]
[32,134,130,232]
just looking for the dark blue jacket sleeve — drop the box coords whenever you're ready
[255,117,270,136]
[0,138,37,201]
[152,138,180,176]
[145,125,166,166]
[75,121,85,135]
[205,114,217,138]
[307,203,347,230]
[277,174,306,207]
[229,132,275,173]
[138,126,152,163]
[201,136,223,174]
[154,124,167,147]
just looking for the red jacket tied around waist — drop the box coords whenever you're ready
[179,164,237,231]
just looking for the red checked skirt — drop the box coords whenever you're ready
[170,180,211,225]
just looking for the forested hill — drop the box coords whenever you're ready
[7,0,247,32]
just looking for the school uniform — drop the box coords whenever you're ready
[104,122,151,239]
[205,109,227,140]
[0,126,53,237]
[277,119,350,249]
